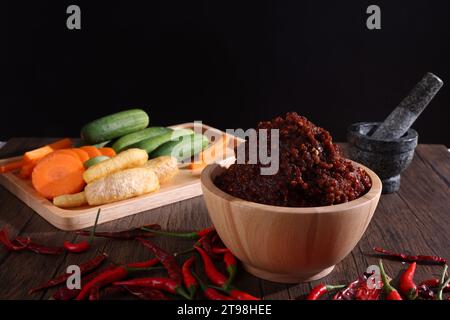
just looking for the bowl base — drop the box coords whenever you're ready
[243,264,335,284]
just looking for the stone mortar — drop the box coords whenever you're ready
[347,122,418,193]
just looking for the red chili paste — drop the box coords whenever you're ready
[215,112,372,207]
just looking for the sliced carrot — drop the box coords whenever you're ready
[19,162,36,179]
[32,152,85,200]
[98,147,116,158]
[23,145,54,163]
[0,160,24,174]
[50,149,80,161]
[48,138,72,150]
[23,138,73,164]
[80,146,102,159]
[71,148,90,163]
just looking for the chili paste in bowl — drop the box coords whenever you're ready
[215,112,372,207]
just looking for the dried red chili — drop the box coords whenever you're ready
[355,280,383,300]
[379,260,402,300]
[227,288,260,300]
[141,226,215,240]
[212,247,230,254]
[196,233,219,260]
[29,253,108,294]
[76,224,161,240]
[136,238,183,285]
[374,247,447,265]
[307,284,346,300]
[122,285,170,300]
[399,262,418,300]
[113,277,191,300]
[333,277,366,300]
[14,237,64,255]
[195,246,228,288]
[182,256,198,298]
[0,228,30,251]
[419,278,450,291]
[53,265,117,300]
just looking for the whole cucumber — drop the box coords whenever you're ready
[112,127,172,153]
[149,133,209,161]
[81,109,149,144]
[133,129,194,154]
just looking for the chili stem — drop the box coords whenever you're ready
[141,227,198,239]
[437,264,449,300]
[89,209,101,245]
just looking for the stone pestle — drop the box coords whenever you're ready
[371,72,443,140]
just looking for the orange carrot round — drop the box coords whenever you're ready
[80,146,102,159]
[32,153,85,200]
[99,147,116,158]
[71,148,90,163]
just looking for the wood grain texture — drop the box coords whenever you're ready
[0,139,448,299]
[0,124,242,230]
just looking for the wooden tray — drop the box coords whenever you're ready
[0,123,242,230]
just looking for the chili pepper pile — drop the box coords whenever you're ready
[0,222,261,300]
[303,247,449,300]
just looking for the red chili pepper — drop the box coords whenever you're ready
[195,246,228,288]
[53,265,117,300]
[126,258,159,269]
[224,252,237,286]
[29,253,108,294]
[212,247,230,254]
[227,288,260,300]
[419,278,450,291]
[192,272,233,300]
[14,237,64,255]
[355,280,383,300]
[136,238,183,285]
[196,233,219,260]
[417,284,435,300]
[113,277,191,300]
[0,228,30,251]
[76,224,161,240]
[76,266,129,300]
[399,262,418,300]
[374,247,447,265]
[64,209,101,253]
[379,260,402,300]
[88,284,100,300]
[182,256,198,298]
[307,284,346,300]
[141,226,215,240]
[122,285,170,300]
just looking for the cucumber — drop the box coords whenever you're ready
[84,156,110,169]
[149,133,209,161]
[111,127,172,153]
[81,109,149,144]
[133,129,194,154]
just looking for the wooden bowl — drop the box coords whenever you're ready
[200,162,382,283]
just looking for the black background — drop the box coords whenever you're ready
[1,1,449,145]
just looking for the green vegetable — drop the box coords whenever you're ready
[133,129,194,154]
[81,109,149,144]
[149,133,209,161]
[84,156,110,169]
[112,127,172,153]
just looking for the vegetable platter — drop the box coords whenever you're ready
[0,113,242,230]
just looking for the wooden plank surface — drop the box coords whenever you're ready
[0,139,448,300]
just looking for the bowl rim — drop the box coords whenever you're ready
[200,160,382,214]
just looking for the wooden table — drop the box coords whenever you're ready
[0,138,448,300]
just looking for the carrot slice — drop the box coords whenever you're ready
[98,147,116,158]
[48,138,72,150]
[71,148,90,163]
[23,138,73,163]
[19,162,35,179]
[32,153,85,200]
[0,160,24,174]
[80,146,102,159]
[23,146,54,164]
